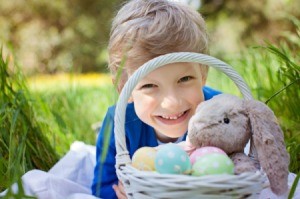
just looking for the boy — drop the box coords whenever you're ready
[92,0,221,198]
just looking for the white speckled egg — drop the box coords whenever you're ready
[155,143,191,174]
[192,153,234,176]
[132,147,157,171]
[190,146,226,164]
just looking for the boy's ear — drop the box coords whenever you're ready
[201,73,207,85]
[199,64,208,85]
[128,95,133,103]
[202,77,207,85]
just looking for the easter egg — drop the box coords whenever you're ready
[190,146,226,164]
[192,153,234,176]
[132,147,157,171]
[155,143,191,174]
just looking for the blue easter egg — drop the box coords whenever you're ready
[155,143,191,174]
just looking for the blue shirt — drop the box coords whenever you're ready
[92,86,221,198]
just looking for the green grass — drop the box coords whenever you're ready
[0,52,117,197]
[31,84,117,155]
[0,51,59,194]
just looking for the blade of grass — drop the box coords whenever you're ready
[265,78,300,104]
[288,172,300,199]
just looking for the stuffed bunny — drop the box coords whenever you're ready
[187,94,290,196]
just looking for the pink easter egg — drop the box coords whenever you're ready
[190,146,226,164]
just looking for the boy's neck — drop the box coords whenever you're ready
[157,136,179,143]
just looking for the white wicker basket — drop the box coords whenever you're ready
[114,52,266,198]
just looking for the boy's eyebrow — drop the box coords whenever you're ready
[182,65,196,73]
[172,63,199,74]
[139,76,155,83]
[140,63,197,83]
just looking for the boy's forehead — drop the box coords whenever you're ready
[140,62,200,78]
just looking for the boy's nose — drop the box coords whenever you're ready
[161,94,183,110]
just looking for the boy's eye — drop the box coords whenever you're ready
[141,84,156,89]
[178,76,193,83]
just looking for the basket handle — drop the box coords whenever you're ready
[114,52,255,168]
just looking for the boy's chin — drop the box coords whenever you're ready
[156,131,186,143]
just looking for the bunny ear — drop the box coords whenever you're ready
[246,100,290,196]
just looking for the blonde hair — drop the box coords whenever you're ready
[108,0,209,91]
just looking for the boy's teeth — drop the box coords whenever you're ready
[161,112,184,120]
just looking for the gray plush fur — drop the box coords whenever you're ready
[188,94,290,195]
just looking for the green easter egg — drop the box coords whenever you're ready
[192,153,234,176]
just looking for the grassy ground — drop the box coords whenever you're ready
[27,73,117,155]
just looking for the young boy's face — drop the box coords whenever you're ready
[131,62,205,143]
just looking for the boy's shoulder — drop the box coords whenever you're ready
[107,102,157,151]
[107,102,140,124]
[203,86,222,100]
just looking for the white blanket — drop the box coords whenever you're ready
[1,141,299,199]
[0,141,98,199]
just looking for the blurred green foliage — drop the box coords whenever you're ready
[0,0,299,75]
[201,0,300,56]
[0,0,124,74]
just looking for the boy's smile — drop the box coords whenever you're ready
[131,62,205,143]
[155,109,190,125]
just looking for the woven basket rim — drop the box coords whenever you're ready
[113,52,264,198]
[120,164,264,180]
[117,165,266,198]
[114,52,256,166]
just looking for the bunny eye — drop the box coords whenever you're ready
[223,118,230,124]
